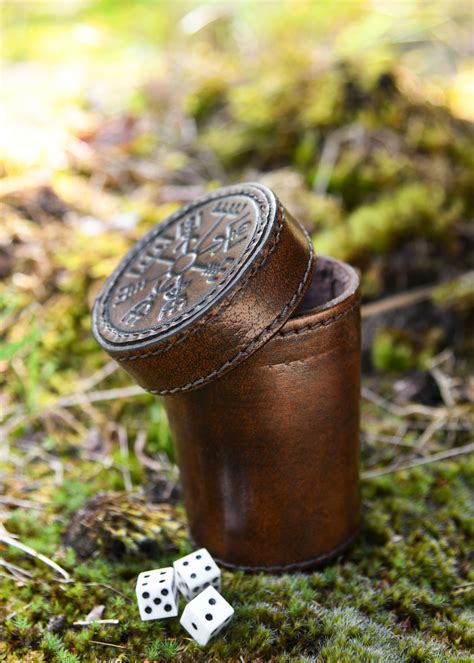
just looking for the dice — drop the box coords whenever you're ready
[135,550,234,645]
[180,586,234,645]
[173,548,221,601]
[136,567,179,620]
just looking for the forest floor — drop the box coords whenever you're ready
[1,2,473,661]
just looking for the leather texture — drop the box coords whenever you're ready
[92,183,314,395]
[92,181,361,572]
[165,256,361,571]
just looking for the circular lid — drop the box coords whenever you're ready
[92,182,314,394]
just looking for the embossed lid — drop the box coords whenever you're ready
[92,182,314,394]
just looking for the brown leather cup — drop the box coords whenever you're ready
[165,256,361,571]
[92,183,314,394]
[93,183,361,572]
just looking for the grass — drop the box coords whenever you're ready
[1,1,473,660]
[1,448,473,660]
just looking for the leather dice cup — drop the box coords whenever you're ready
[93,182,361,572]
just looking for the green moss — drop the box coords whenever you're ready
[1,1,473,659]
[63,492,188,560]
[434,272,474,311]
[315,183,460,262]
[1,457,472,660]
[372,324,446,374]
[372,329,418,373]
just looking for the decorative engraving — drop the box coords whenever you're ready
[113,279,147,306]
[200,211,252,256]
[125,238,171,279]
[211,200,246,216]
[158,277,191,321]
[97,187,272,343]
[203,257,234,283]
[175,211,202,253]
[119,276,167,327]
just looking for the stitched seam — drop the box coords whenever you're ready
[101,190,267,337]
[99,187,271,341]
[276,298,359,338]
[211,524,361,572]
[116,207,285,362]
[148,230,314,395]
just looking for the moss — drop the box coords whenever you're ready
[1,456,473,660]
[301,70,347,127]
[372,329,417,373]
[434,272,474,311]
[1,481,467,653]
[63,492,188,560]
[1,2,473,660]
[371,327,442,373]
[315,182,460,262]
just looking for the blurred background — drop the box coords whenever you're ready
[1,1,473,660]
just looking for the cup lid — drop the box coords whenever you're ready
[92,182,315,394]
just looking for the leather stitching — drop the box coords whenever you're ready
[276,298,359,338]
[116,206,285,362]
[210,524,361,573]
[147,228,314,395]
[98,187,271,341]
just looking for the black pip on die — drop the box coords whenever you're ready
[180,586,234,646]
[136,567,179,620]
[173,548,221,601]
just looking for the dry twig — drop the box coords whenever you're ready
[0,384,146,439]
[88,641,126,649]
[0,558,34,581]
[74,607,119,625]
[362,442,474,479]
[83,582,131,601]
[74,619,120,626]
[117,426,133,491]
[361,271,474,320]
[0,496,46,510]
[362,386,436,418]
[0,525,71,581]
[134,429,166,473]
[363,433,415,449]
[414,415,448,452]
[428,350,460,408]
[76,361,118,392]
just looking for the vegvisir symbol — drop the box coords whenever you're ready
[211,200,247,216]
[118,272,175,323]
[120,271,194,327]
[199,211,252,256]
[119,278,165,327]
[113,279,147,306]
[107,193,260,335]
[203,257,234,283]
[175,211,203,254]
[224,217,252,251]
[158,278,191,321]
[125,238,171,279]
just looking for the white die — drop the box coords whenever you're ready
[180,586,234,645]
[173,548,221,600]
[135,567,179,620]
